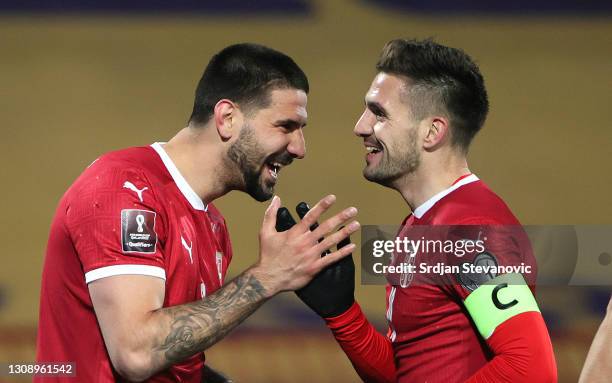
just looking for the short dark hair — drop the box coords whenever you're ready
[376,39,489,152]
[189,43,309,125]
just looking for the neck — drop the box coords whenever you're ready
[162,127,230,205]
[393,151,470,212]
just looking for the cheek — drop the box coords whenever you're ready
[373,121,394,146]
[274,132,292,148]
[262,131,290,153]
[372,121,388,137]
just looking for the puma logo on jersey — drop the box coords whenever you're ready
[181,236,193,264]
[123,181,149,202]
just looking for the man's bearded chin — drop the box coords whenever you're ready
[364,141,420,187]
[226,126,271,201]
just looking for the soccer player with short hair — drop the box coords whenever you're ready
[36,43,359,382]
[290,39,558,382]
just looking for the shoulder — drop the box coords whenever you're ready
[93,146,164,179]
[429,180,521,225]
[62,146,170,219]
[70,146,166,196]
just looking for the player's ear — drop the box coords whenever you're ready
[213,99,238,141]
[423,116,449,150]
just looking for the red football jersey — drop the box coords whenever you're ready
[386,174,537,382]
[36,143,233,382]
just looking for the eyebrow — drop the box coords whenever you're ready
[366,101,389,118]
[274,118,307,129]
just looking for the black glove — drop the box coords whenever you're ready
[276,203,355,318]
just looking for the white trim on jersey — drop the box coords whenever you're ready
[151,142,209,212]
[387,286,397,342]
[85,264,166,284]
[413,174,479,219]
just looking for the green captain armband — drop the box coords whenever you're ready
[463,273,540,339]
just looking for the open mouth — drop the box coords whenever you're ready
[365,143,383,163]
[266,162,283,180]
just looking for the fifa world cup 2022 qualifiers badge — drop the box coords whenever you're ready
[121,209,157,253]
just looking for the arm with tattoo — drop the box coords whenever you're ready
[89,195,359,381]
[152,271,267,366]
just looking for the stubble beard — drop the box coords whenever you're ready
[226,125,275,202]
[363,128,421,187]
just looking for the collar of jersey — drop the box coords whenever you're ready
[412,174,479,219]
[151,142,209,212]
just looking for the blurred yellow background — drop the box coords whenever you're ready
[0,0,610,381]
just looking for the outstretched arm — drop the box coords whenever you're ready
[325,303,396,383]
[277,203,396,383]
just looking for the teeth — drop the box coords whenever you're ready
[267,162,284,179]
[269,164,278,179]
[366,147,380,153]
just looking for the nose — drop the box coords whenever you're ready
[354,110,374,137]
[287,128,306,159]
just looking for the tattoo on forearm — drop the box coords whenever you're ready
[153,272,267,365]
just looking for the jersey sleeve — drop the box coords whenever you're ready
[325,302,396,383]
[442,221,537,300]
[442,221,556,382]
[65,165,168,284]
[463,281,557,382]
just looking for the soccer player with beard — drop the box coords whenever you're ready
[36,43,359,382]
[289,39,557,382]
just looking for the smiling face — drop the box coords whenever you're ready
[227,88,307,201]
[354,73,422,187]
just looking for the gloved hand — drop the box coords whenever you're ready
[276,202,355,318]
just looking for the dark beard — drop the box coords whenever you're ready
[226,126,273,202]
[364,129,420,186]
